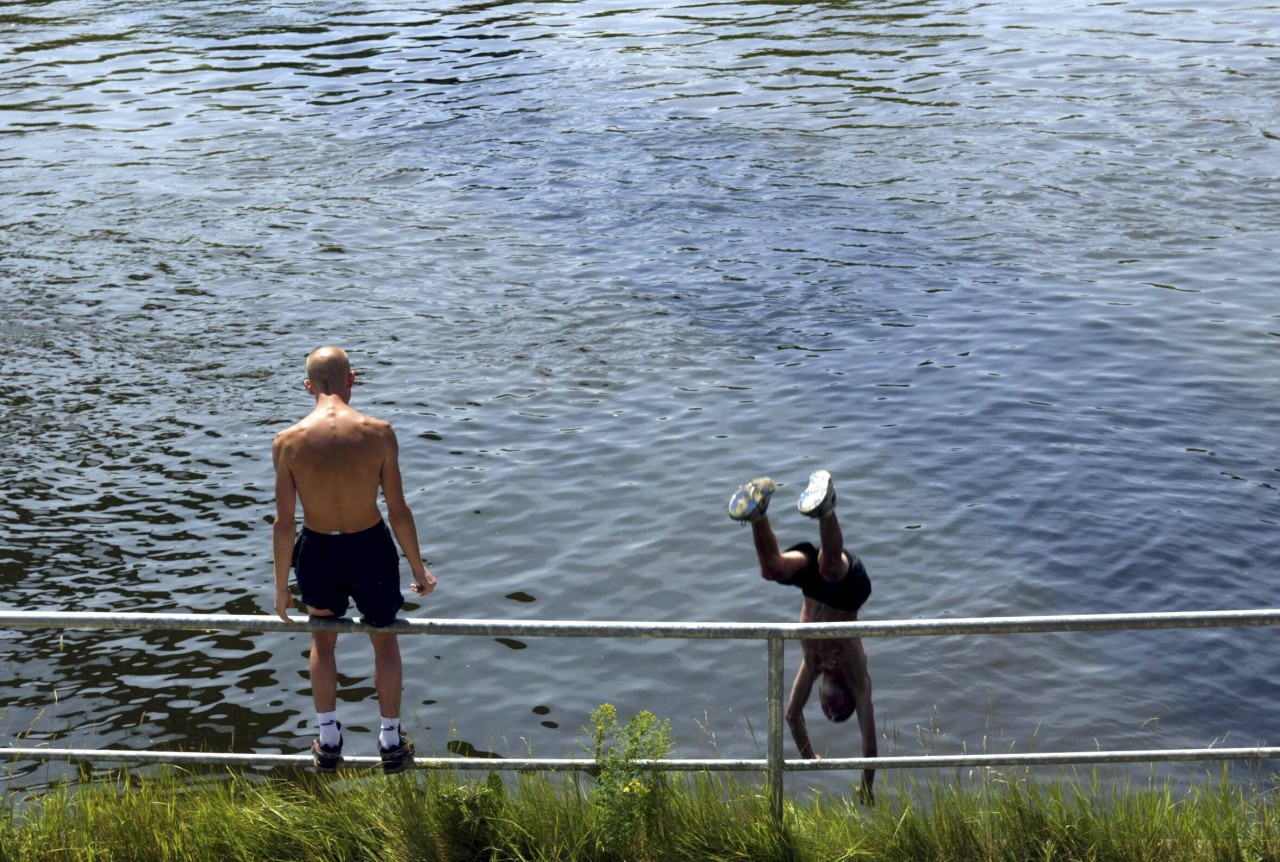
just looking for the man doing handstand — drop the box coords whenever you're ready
[729,470,878,800]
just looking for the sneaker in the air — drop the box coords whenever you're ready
[797,470,836,519]
[728,477,777,523]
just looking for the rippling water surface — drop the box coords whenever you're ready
[3,0,1279,790]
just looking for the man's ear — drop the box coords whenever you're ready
[303,378,315,395]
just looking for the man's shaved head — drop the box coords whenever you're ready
[819,672,856,723]
[306,346,352,396]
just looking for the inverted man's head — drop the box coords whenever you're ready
[819,673,856,723]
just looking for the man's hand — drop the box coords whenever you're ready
[274,584,296,622]
[410,567,437,597]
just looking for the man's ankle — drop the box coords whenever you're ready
[317,711,341,748]
[379,716,402,750]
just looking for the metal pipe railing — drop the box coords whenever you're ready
[4,607,1280,818]
[3,608,1280,638]
[5,746,1278,771]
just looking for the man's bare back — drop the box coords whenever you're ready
[274,399,393,536]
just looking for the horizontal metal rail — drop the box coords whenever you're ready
[4,608,1279,820]
[5,747,1280,770]
[3,608,1280,639]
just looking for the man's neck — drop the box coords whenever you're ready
[312,392,351,411]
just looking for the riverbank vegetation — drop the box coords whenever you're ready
[4,708,1278,861]
[6,764,1280,861]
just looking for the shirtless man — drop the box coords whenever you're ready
[729,470,877,801]
[272,345,437,774]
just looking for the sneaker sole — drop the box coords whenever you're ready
[797,470,835,517]
[728,477,776,522]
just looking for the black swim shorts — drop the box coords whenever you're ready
[292,520,404,627]
[782,541,871,613]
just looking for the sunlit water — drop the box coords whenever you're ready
[2,0,1279,792]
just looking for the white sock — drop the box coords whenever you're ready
[318,711,341,748]
[379,716,401,750]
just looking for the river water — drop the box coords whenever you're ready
[2,0,1278,792]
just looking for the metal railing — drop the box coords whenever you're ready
[4,608,1280,820]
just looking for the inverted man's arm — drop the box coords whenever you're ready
[852,645,878,801]
[271,434,298,622]
[381,426,437,597]
[785,660,819,759]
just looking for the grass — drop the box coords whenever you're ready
[3,765,1280,861]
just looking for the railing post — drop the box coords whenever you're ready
[767,633,785,822]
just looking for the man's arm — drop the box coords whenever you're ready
[272,434,298,622]
[784,660,819,759]
[380,426,437,597]
[851,643,877,802]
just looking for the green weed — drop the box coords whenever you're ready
[582,703,674,859]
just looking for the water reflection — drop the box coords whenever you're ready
[448,739,503,759]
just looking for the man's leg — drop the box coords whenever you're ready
[310,628,339,713]
[799,470,850,583]
[729,477,809,581]
[370,630,415,773]
[308,624,344,769]
[370,631,403,722]
[751,516,810,582]
[816,511,852,583]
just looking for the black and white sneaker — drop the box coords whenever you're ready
[311,722,343,773]
[379,736,415,775]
